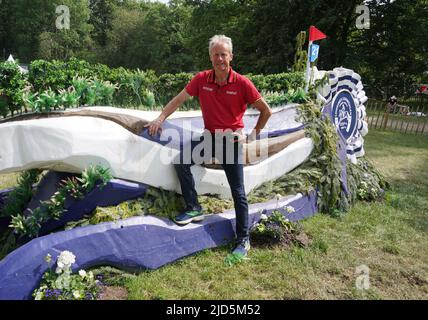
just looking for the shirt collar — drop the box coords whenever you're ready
[207,68,237,84]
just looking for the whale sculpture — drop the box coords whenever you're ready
[0,104,313,198]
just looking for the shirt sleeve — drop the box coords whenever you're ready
[185,73,201,97]
[243,77,262,105]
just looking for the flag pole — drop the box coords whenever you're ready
[305,40,312,93]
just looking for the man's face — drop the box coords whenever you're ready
[210,43,233,74]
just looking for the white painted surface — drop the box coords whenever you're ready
[0,110,313,198]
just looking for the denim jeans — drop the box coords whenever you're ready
[174,131,249,241]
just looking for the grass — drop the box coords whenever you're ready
[0,173,19,190]
[0,129,427,299]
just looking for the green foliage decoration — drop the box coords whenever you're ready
[8,165,113,239]
[65,200,145,230]
[0,170,42,218]
[346,158,389,203]
[297,102,348,215]
[292,31,308,73]
[0,169,42,259]
[140,187,186,220]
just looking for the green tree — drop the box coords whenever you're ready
[6,0,56,62]
[37,0,93,61]
[347,0,428,97]
[0,0,12,60]
[186,0,249,72]
[4,0,93,62]
[104,3,146,68]
[104,0,194,72]
[89,0,120,47]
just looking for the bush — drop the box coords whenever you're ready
[153,72,193,107]
[3,58,306,114]
[247,72,305,92]
[0,61,28,116]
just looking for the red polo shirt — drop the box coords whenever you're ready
[185,68,261,132]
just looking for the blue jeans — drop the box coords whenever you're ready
[174,132,249,241]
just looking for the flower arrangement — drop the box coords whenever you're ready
[33,250,100,300]
[251,210,296,246]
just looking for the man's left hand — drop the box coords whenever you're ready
[230,129,246,143]
[230,130,257,143]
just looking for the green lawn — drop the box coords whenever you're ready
[0,173,19,190]
[0,129,427,299]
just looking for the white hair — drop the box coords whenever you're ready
[208,35,233,55]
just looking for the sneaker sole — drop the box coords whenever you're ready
[174,215,204,225]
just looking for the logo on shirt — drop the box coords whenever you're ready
[226,91,238,95]
[202,86,214,92]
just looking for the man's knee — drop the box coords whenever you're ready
[230,185,247,201]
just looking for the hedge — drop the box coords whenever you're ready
[0,58,305,117]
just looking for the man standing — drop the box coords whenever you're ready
[146,35,271,257]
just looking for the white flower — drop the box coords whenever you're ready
[78,270,87,278]
[58,251,76,266]
[285,206,295,213]
[73,290,81,299]
[34,290,44,300]
[275,194,282,200]
[260,214,268,221]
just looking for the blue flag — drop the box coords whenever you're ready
[310,44,320,62]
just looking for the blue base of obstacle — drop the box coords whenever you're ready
[0,192,316,300]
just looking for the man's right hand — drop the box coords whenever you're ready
[145,117,164,136]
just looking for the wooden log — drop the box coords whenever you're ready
[203,130,306,169]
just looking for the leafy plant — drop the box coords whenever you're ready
[0,170,41,218]
[141,88,156,109]
[71,76,93,106]
[251,211,295,245]
[347,157,389,203]
[93,79,118,106]
[77,165,113,193]
[9,165,113,239]
[57,88,80,109]
[59,177,84,199]
[140,187,185,219]
[22,89,39,113]
[37,88,58,112]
